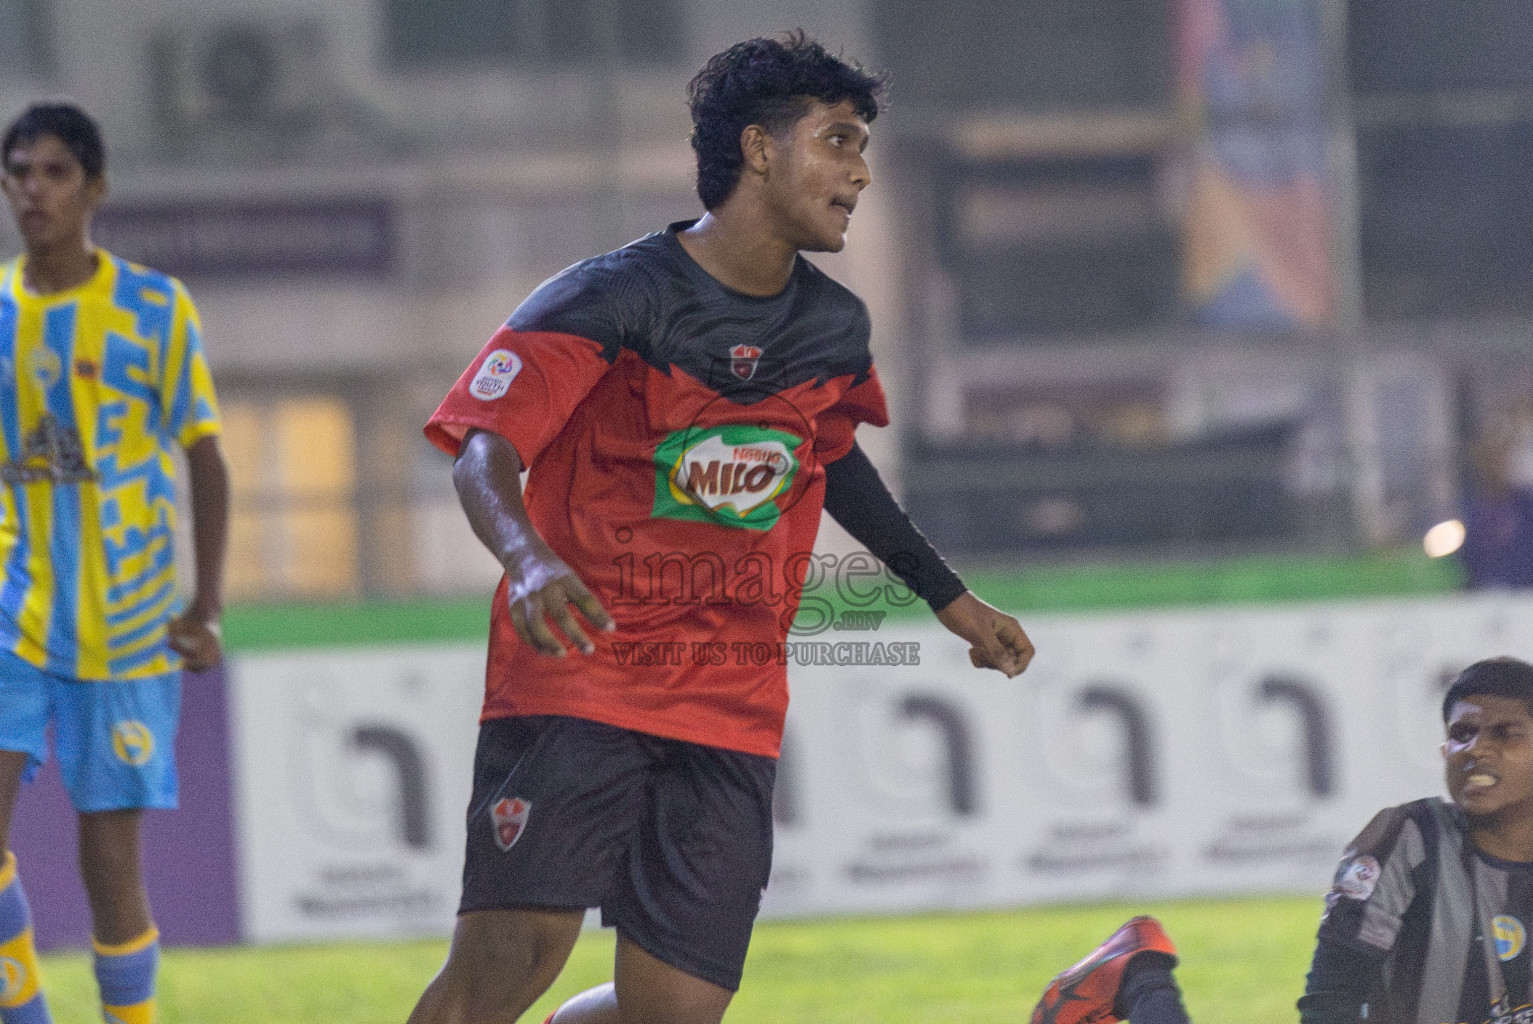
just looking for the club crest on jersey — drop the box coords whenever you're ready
[729,344,762,381]
[652,424,801,530]
[1495,915,1526,961]
[27,348,60,391]
[469,349,523,401]
[491,797,531,851]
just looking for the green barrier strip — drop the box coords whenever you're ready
[221,550,1464,652]
[964,549,1463,615]
[223,597,492,652]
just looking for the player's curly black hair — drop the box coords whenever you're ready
[687,30,886,211]
[2,101,105,180]
[1442,656,1533,721]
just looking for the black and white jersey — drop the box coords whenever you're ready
[1315,797,1533,1024]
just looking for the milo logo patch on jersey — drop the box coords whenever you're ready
[653,424,801,530]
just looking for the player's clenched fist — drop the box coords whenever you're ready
[935,591,1035,678]
[167,611,223,671]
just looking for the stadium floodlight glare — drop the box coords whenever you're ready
[1423,519,1466,558]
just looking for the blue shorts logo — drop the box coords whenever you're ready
[110,720,154,766]
[1494,914,1526,961]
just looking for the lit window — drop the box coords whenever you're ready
[222,396,359,600]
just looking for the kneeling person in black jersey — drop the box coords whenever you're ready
[1031,656,1533,1024]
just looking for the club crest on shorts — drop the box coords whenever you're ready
[491,797,531,851]
[729,344,761,381]
[110,721,155,766]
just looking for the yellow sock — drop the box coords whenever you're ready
[99,1002,153,1024]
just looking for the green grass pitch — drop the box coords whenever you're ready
[37,895,1320,1023]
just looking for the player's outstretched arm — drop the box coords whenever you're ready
[167,434,228,671]
[823,442,1034,677]
[454,428,615,656]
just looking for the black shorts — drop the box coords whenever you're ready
[459,714,776,991]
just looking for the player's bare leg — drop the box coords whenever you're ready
[80,809,161,1023]
[408,908,583,1024]
[545,982,616,1022]
[612,937,732,1024]
[77,809,151,944]
[0,750,24,850]
[548,937,732,1024]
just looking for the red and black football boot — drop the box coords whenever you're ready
[1030,916,1179,1024]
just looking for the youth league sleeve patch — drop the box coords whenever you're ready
[1334,853,1382,901]
[470,349,523,401]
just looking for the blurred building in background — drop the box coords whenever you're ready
[0,0,1528,599]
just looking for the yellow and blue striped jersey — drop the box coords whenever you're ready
[0,250,220,680]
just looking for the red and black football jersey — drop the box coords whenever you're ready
[426,222,889,757]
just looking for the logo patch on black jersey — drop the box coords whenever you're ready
[729,344,762,381]
[469,349,523,401]
[1495,914,1526,961]
[653,424,801,530]
[1333,853,1380,901]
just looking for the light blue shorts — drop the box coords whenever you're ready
[0,649,180,812]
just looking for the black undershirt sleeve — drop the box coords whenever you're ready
[822,442,968,612]
[1297,936,1382,1024]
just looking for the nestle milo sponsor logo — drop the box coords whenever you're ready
[653,424,802,529]
[680,436,791,503]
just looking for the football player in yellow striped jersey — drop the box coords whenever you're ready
[0,102,229,1024]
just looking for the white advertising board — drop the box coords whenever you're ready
[228,646,484,943]
[227,593,1533,941]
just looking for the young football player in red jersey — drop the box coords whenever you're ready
[1030,656,1533,1024]
[408,32,1034,1024]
